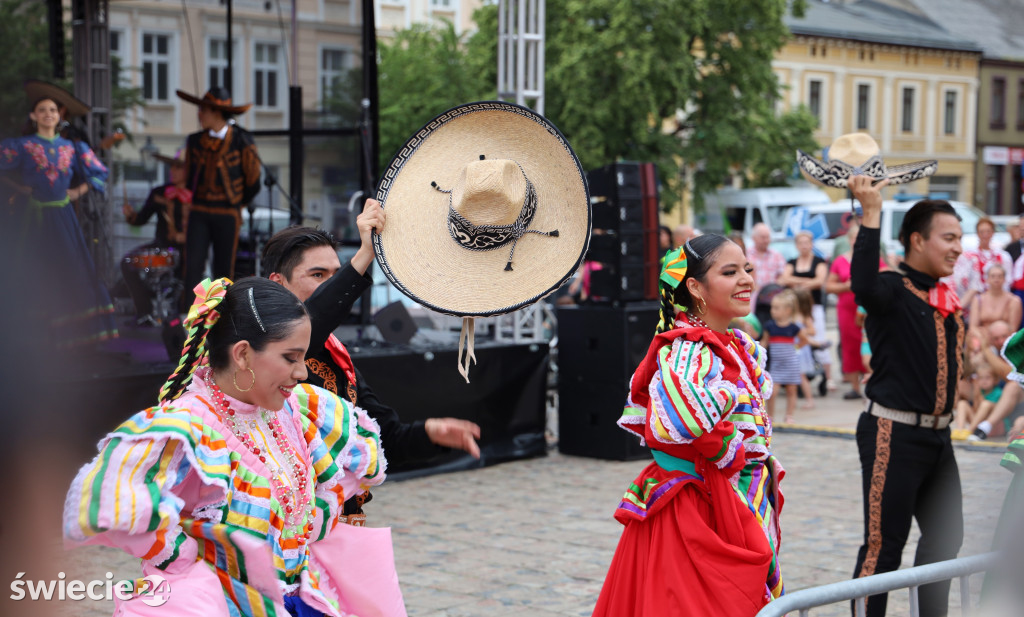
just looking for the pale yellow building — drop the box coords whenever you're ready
[776,0,982,205]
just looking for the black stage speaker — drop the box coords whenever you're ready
[556,302,659,460]
[374,301,418,345]
[587,162,660,303]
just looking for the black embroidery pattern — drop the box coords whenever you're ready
[446,178,538,251]
[796,150,938,188]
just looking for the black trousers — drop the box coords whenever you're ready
[182,207,241,308]
[852,412,964,617]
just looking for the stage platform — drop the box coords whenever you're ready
[70,320,550,476]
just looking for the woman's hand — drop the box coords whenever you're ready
[67,184,88,201]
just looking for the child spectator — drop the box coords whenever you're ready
[793,287,819,406]
[762,289,811,423]
[954,362,1004,439]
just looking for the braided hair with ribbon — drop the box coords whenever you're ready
[159,277,309,403]
[655,233,732,335]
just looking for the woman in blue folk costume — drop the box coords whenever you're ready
[0,81,117,346]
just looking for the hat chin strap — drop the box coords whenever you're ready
[457,317,477,383]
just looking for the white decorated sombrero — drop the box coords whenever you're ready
[797,133,938,188]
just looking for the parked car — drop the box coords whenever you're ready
[698,186,834,237]
[782,200,1010,260]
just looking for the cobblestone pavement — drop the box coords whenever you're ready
[49,428,1009,617]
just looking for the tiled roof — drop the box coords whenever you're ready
[903,0,1024,61]
[785,0,982,52]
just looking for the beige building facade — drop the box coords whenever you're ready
[976,60,1024,215]
[776,11,981,205]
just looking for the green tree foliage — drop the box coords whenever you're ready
[0,0,52,137]
[373,1,814,209]
[377,21,494,166]
[468,0,814,209]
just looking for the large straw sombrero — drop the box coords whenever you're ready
[797,133,937,188]
[176,87,252,115]
[373,101,591,379]
[24,80,90,118]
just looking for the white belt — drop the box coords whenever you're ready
[867,401,951,430]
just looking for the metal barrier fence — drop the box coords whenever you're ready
[754,552,998,617]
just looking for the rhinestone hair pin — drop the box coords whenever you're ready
[247,287,266,333]
[685,239,701,260]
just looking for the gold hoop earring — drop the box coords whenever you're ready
[233,367,256,392]
[695,295,707,315]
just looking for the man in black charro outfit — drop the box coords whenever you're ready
[849,175,965,617]
[261,199,481,517]
[177,87,261,307]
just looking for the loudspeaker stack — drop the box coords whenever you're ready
[556,302,659,460]
[585,161,661,303]
[555,161,663,460]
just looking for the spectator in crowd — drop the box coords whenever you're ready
[778,230,832,391]
[948,217,1013,311]
[968,263,1022,334]
[748,222,786,307]
[1009,219,1024,327]
[964,320,1016,441]
[1005,216,1024,264]
[658,225,673,255]
[672,224,696,248]
[953,362,1004,438]
[729,231,747,256]
[792,287,821,404]
[826,222,885,400]
[762,289,811,423]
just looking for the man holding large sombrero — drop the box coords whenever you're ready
[801,135,964,617]
[177,87,261,308]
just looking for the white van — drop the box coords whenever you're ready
[697,186,833,237]
[783,200,1009,259]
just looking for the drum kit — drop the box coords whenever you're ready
[122,246,182,325]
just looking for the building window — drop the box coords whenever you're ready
[944,90,957,135]
[1018,79,1024,130]
[110,30,122,59]
[992,77,1006,129]
[110,30,130,87]
[901,86,915,132]
[430,0,453,6]
[253,43,281,108]
[929,175,960,201]
[208,39,239,95]
[808,79,822,122]
[320,48,347,108]
[141,33,170,102]
[856,84,870,130]
[986,165,1003,213]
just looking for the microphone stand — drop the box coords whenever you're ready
[232,121,301,276]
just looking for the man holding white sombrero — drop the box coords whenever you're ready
[177,87,261,309]
[801,134,965,617]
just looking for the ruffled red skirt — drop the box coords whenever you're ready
[593,464,774,617]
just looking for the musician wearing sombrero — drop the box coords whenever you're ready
[177,87,261,308]
[122,148,190,322]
